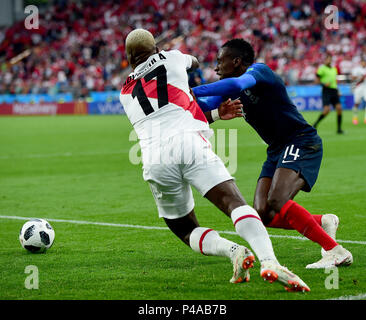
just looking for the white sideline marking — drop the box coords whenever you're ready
[1,215,366,245]
[327,293,366,300]
[0,215,167,230]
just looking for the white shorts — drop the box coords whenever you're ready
[354,84,366,105]
[142,131,233,219]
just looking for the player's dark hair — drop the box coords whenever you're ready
[222,39,255,66]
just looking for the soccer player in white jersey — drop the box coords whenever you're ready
[120,28,310,292]
[351,59,366,124]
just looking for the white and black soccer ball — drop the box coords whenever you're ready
[19,219,55,253]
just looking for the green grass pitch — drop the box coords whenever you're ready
[0,111,365,300]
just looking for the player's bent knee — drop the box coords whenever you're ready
[266,195,287,213]
[254,204,277,226]
[253,202,266,219]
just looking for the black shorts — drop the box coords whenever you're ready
[259,133,323,192]
[322,87,340,106]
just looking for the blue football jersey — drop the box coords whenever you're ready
[237,63,316,150]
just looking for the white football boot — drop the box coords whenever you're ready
[260,260,310,292]
[306,245,353,269]
[230,246,255,283]
[320,214,339,257]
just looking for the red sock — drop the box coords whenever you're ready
[267,213,323,229]
[312,214,323,226]
[267,213,292,229]
[280,200,338,251]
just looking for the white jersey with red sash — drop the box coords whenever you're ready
[120,50,212,153]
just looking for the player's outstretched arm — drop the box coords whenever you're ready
[196,96,222,112]
[193,73,257,97]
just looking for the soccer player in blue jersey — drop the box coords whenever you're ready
[193,39,352,269]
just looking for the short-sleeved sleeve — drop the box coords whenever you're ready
[316,65,324,77]
[168,50,192,70]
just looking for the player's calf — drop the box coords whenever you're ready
[164,210,200,246]
[204,179,247,217]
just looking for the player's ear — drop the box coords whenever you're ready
[233,57,242,68]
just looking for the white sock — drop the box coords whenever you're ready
[189,227,240,260]
[353,106,358,117]
[231,205,278,264]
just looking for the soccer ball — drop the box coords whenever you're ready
[19,219,55,253]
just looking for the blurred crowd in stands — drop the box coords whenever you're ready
[1,0,366,98]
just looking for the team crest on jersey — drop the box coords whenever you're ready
[243,89,259,104]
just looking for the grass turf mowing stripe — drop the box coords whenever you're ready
[0,150,126,160]
[1,214,366,245]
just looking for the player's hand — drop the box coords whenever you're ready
[218,98,243,120]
